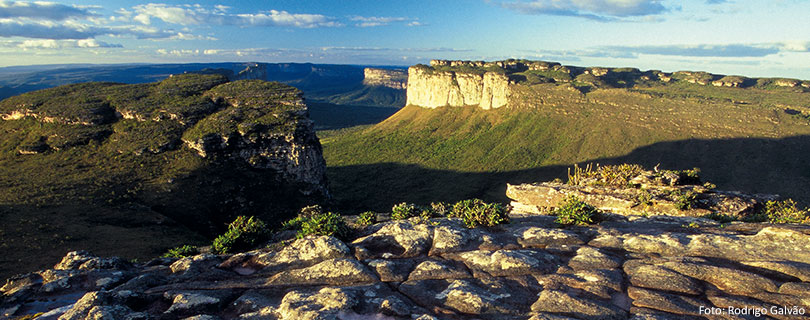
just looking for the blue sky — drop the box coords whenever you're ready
[1,0,809,79]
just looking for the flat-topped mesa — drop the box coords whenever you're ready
[407,61,512,109]
[409,59,810,110]
[362,68,407,90]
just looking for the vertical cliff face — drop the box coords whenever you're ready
[405,63,510,109]
[362,68,407,90]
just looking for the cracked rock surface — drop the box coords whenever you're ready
[3,216,810,319]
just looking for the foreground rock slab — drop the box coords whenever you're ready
[3,217,810,319]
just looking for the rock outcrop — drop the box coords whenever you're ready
[4,213,810,319]
[363,68,407,90]
[406,64,511,109]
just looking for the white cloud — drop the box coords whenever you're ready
[350,16,411,27]
[0,1,95,20]
[499,0,669,21]
[132,4,341,28]
[14,38,122,49]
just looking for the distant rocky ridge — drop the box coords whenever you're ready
[406,59,810,110]
[363,68,407,90]
[4,173,810,319]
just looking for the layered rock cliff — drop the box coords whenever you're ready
[363,68,407,90]
[406,62,511,109]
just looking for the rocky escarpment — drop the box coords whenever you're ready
[406,61,511,109]
[3,211,809,319]
[405,59,810,110]
[363,68,407,90]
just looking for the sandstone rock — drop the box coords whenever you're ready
[251,236,351,273]
[408,259,470,281]
[531,289,626,319]
[352,221,432,259]
[406,66,510,109]
[430,224,476,255]
[627,287,705,316]
[54,251,129,271]
[568,247,622,270]
[57,291,144,320]
[779,282,810,297]
[229,291,274,315]
[457,249,558,277]
[366,259,415,282]
[276,287,357,320]
[267,259,377,286]
[363,68,407,89]
[435,279,514,314]
[164,292,222,317]
[740,261,810,282]
[515,227,585,248]
[661,262,778,295]
[624,262,702,295]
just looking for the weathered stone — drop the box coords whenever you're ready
[430,224,475,255]
[625,262,702,295]
[251,236,351,273]
[352,221,433,259]
[406,65,510,109]
[661,262,778,295]
[170,254,222,274]
[627,287,705,316]
[779,282,810,297]
[267,259,377,286]
[457,249,558,276]
[515,227,584,248]
[57,291,143,320]
[531,289,626,320]
[366,259,415,282]
[277,287,357,320]
[363,68,407,90]
[436,279,515,314]
[408,259,470,281]
[54,251,129,271]
[569,247,622,270]
[740,261,810,282]
[230,291,274,315]
[164,292,221,316]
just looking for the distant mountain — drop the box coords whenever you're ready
[0,62,408,108]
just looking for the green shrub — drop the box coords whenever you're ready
[448,199,509,228]
[298,211,350,239]
[357,211,377,226]
[430,202,450,216]
[672,190,698,210]
[162,245,199,258]
[391,202,419,220]
[702,212,735,223]
[212,216,269,254]
[553,195,598,226]
[761,199,810,224]
[567,163,644,186]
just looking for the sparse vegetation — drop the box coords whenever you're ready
[162,245,199,258]
[567,163,645,186]
[702,212,735,223]
[212,216,270,254]
[298,210,350,239]
[357,211,377,226]
[447,198,509,228]
[553,195,599,226]
[391,202,419,220]
[757,199,810,224]
[672,190,698,211]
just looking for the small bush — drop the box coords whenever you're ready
[162,245,199,258]
[298,211,350,239]
[761,199,810,224]
[702,212,735,223]
[430,202,450,216]
[448,199,509,228]
[212,216,269,254]
[357,211,377,226]
[567,163,644,186]
[634,189,654,207]
[553,195,598,226]
[673,190,698,210]
[391,202,419,220]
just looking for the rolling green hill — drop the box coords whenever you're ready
[323,81,810,212]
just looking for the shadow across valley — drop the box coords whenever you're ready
[328,135,810,212]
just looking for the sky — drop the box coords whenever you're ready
[0,0,809,79]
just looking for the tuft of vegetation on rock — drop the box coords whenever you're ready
[357,211,377,226]
[212,216,270,254]
[161,245,199,258]
[567,163,645,186]
[553,195,599,226]
[391,202,419,220]
[747,199,810,224]
[671,190,698,211]
[297,211,350,240]
[447,199,509,228]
